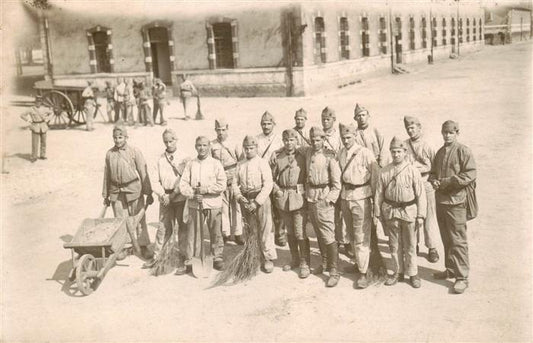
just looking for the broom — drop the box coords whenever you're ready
[366,221,387,285]
[211,208,262,287]
[150,221,180,276]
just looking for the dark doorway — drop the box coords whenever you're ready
[93,32,111,73]
[149,27,172,84]
[213,23,234,68]
[394,17,402,64]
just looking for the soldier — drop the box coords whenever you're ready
[256,111,284,246]
[271,129,309,278]
[304,127,342,287]
[114,77,126,122]
[152,78,167,126]
[179,136,227,271]
[81,80,95,131]
[429,120,476,294]
[124,78,136,126]
[403,116,440,263]
[375,137,427,288]
[143,129,189,270]
[211,118,244,245]
[102,124,154,259]
[233,136,277,273]
[293,108,310,148]
[353,104,389,168]
[338,123,379,289]
[104,80,115,123]
[136,81,153,126]
[20,96,53,162]
[179,74,197,120]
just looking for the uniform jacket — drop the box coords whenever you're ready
[270,148,306,211]
[153,150,189,203]
[303,147,341,204]
[152,83,167,102]
[323,128,342,156]
[114,82,126,102]
[211,138,242,185]
[256,132,283,161]
[355,124,390,168]
[293,126,310,148]
[338,144,378,201]
[232,155,273,206]
[179,155,227,209]
[20,105,53,133]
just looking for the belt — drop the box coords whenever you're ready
[33,120,45,124]
[280,185,300,190]
[384,198,416,208]
[224,163,237,171]
[421,171,430,177]
[342,180,370,190]
[111,179,137,188]
[307,183,329,189]
[242,190,261,199]
[164,189,174,194]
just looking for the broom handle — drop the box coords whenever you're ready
[99,205,109,218]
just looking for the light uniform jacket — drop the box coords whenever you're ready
[179,156,227,210]
[232,155,273,206]
[405,137,435,189]
[21,105,53,133]
[152,83,167,103]
[338,144,379,201]
[180,79,196,97]
[102,144,152,202]
[429,142,476,206]
[270,148,306,211]
[211,138,242,185]
[303,148,341,204]
[256,132,283,161]
[355,124,389,168]
[114,82,126,102]
[153,151,188,203]
[293,126,310,148]
[375,161,427,222]
[323,128,342,156]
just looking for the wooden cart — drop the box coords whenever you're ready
[63,208,145,296]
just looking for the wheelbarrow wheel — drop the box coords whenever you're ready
[76,254,99,296]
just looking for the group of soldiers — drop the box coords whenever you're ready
[101,103,476,294]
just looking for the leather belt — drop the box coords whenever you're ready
[384,198,416,208]
[280,184,303,190]
[342,180,370,190]
[242,190,261,199]
[307,183,329,189]
[164,189,174,194]
[111,179,137,188]
[33,121,45,123]
[224,163,237,171]
[421,172,430,177]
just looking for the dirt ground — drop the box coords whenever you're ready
[1,42,532,342]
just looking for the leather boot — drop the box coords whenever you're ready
[283,236,300,271]
[326,242,340,287]
[313,238,328,274]
[298,239,310,278]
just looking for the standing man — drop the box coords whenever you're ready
[293,108,310,148]
[179,137,227,271]
[271,129,309,278]
[429,120,476,294]
[338,123,379,289]
[136,81,153,126]
[104,80,115,123]
[20,95,53,162]
[256,111,284,246]
[81,80,95,131]
[102,124,154,259]
[114,77,126,122]
[403,116,440,263]
[354,104,389,168]
[152,78,167,126]
[179,74,197,120]
[233,136,277,273]
[124,78,136,126]
[143,129,189,270]
[211,118,244,245]
[304,127,342,287]
[375,137,427,288]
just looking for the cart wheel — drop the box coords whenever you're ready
[76,254,99,295]
[41,90,73,129]
[68,90,88,125]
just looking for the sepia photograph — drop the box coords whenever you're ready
[1,0,531,341]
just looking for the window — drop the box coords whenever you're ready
[315,17,326,63]
[339,17,350,59]
[213,23,234,68]
[409,17,415,50]
[466,18,470,42]
[432,17,438,47]
[451,18,456,46]
[479,19,483,40]
[421,17,427,49]
[459,18,463,43]
[379,17,387,54]
[86,26,113,73]
[442,18,447,46]
[473,19,477,41]
[361,17,370,57]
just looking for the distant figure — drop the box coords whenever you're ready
[104,80,115,123]
[20,95,53,162]
[293,108,310,148]
[124,78,136,126]
[152,78,167,126]
[179,74,197,120]
[114,77,126,122]
[81,80,96,131]
[135,80,153,126]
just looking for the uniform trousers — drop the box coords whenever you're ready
[114,101,126,122]
[240,197,277,261]
[308,200,336,246]
[112,193,150,247]
[186,207,224,262]
[84,99,95,131]
[436,203,469,279]
[279,208,307,240]
[221,185,243,237]
[106,99,115,122]
[31,131,46,159]
[154,201,188,260]
[335,200,350,245]
[418,184,439,249]
[341,198,372,273]
[386,218,418,276]
[153,100,166,124]
[138,103,152,126]
[181,95,194,118]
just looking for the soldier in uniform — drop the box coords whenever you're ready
[179,74,197,120]
[304,127,342,287]
[338,123,379,289]
[81,80,95,131]
[211,118,244,245]
[20,96,53,162]
[102,124,154,259]
[353,104,389,168]
[114,77,126,122]
[233,136,277,273]
[271,129,309,278]
[136,81,153,126]
[429,120,476,294]
[256,111,285,246]
[403,116,440,263]
[124,78,136,126]
[143,129,189,270]
[293,108,310,148]
[152,78,167,126]
[375,137,427,288]
[179,137,227,271]
[104,80,115,123]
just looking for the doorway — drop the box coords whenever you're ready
[148,27,172,84]
[394,17,402,64]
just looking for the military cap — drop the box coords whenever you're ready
[282,129,298,140]
[441,120,459,132]
[261,111,275,124]
[215,118,229,129]
[309,126,325,138]
[389,136,407,150]
[243,135,258,146]
[321,107,336,119]
[404,116,421,127]
[113,124,128,136]
[339,122,357,136]
[354,103,369,116]
[294,108,307,119]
